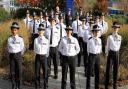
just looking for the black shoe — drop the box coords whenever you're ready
[53,75,58,79]
[12,84,15,89]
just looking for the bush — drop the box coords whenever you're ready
[0,8,9,22]
[108,15,128,24]
[14,7,42,19]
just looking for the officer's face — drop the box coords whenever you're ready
[66,30,72,35]
[76,16,79,20]
[60,18,63,23]
[93,31,99,37]
[45,16,49,20]
[51,20,56,26]
[113,28,119,33]
[26,13,29,17]
[39,30,45,36]
[11,28,18,35]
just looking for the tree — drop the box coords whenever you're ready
[119,0,128,14]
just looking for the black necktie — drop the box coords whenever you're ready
[26,18,28,28]
[77,20,78,32]
[60,24,62,38]
[33,20,35,33]
[50,28,53,44]
[13,37,16,44]
[46,22,47,28]
[67,38,71,44]
[102,21,104,27]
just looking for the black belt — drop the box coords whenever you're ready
[10,52,21,55]
[89,53,100,56]
[109,50,119,54]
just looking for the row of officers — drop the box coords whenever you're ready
[8,17,121,89]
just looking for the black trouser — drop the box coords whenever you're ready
[61,56,76,89]
[105,50,119,89]
[100,34,106,54]
[9,52,22,89]
[48,47,59,77]
[83,42,88,76]
[35,54,48,89]
[86,53,100,89]
[29,33,39,50]
[73,33,78,39]
[78,37,83,67]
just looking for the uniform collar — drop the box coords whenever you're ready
[12,34,18,38]
[39,36,45,39]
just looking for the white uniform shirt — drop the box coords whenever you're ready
[23,17,32,29]
[38,18,45,24]
[56,23,67,38]
[45,26,60,47]
[72,20,82,34]
[87,37,102,54]
[34,36,49,55]
[99,20,108,35]
[42,20,51,29]
[83,30,92,43]
[7,35,24,53]
[29,20,40,34]
[106,33,121,54]
[59,36,80,56]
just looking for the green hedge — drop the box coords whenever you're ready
[108,15,128,24]
[14,8,43,19]
[0,8,9,22]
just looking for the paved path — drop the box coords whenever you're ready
[0,66,128,89]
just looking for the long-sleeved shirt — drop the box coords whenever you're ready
[7,35,24,53]
[56,23,67,38]
[106,33,121,54]
[72,20,82,34]
[29,20,40,34]
[34,36,49,55]
[59,36,80,56]
[23,17,32,29]
[99,20,108,35]
[42,20,51,29]
[87,37,102,54]
[45,26,60,47]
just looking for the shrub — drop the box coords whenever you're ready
[0,7,9,22]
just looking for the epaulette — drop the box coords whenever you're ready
[56,26,59,29]
[19,35,23,38]
[88,37,92,40]
[9,35,12,37]
[109,33,112,35]
[30,20,33,22]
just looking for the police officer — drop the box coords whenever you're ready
[66,8,73,27]
[34,24,49,89]
[45,17,60,79]
[59,26,80,89]
[99,14,108,54]
[105,22,121,89]
[82,19,92,76]
[72,12,82,39]
[56,14,67,65]
[38,12,45,24]
[42,12,51,29]
[29,12,40,50]
[86,25,102,89]
[7,22,24,89]
[23,10,32,29]
[56,14,67,39]
[77,18,86,67]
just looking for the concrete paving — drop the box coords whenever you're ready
[0,66,127,89]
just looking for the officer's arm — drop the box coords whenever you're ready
[87,39,90,55]
[105,36,110,56]
[58,39,63,54]
[75,39,80,54]
[21,38,25,55]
